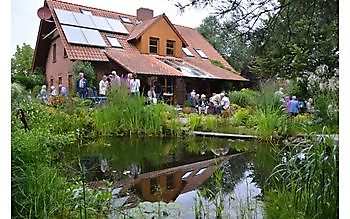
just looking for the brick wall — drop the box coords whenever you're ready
[45,36,73,91]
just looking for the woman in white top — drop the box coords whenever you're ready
[99,75,108,96]
[129,74,140,96]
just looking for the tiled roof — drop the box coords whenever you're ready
[127,15,163,41]
[43,0,247,81]
[105,49,183,77]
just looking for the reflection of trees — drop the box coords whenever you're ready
[251,145,278,192]
[199,153,250,195]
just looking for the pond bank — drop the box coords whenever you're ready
[193,131,257,139]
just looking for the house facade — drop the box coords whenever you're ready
[32,0,248,104]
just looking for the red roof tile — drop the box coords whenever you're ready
[105,49,183,77]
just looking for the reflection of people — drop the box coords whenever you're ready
[76,72,88,99]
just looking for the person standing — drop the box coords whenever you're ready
[110,70,121,89]
[147,86,157,104]
[99,75,108,96]
[59,84,68,97]
[50,86,57,97]
[288,96,299,116]
[76,72,88,99]
[129,74,140,96]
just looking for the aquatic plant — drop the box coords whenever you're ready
[265,129,338,218]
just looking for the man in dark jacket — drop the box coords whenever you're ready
[76,72,88,99]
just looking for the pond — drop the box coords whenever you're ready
[61,136,273,218]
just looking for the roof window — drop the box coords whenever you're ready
[80,9,92,15]
[120,16,132,23]
[194,48,208,59]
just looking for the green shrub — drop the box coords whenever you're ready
[266,130,338,218]
[230,108,251,126]
[228,91,255,108]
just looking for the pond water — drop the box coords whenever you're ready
[62,136,273,218]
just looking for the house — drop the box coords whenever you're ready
[32,0,248,104]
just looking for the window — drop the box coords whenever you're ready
[80,9,92,15]
[107,36,122,48]
[50,78,54,86]
[195,168,207,176]
[166,40,175,56]
[120,16,132,23]
[58,76,62,85]
[182,47,194,57]
[166,174,175,190]
[63,49,68,58]
[182,171,192,179]
[194,48,208,59]
[149,37,159,54]
[150,178,158,194]
[52,43,56,63]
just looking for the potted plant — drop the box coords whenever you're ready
[182,101,192,114]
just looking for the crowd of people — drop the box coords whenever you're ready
[276,87,314,116]
[188,90,231,115]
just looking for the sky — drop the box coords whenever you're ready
[11,0,214,55]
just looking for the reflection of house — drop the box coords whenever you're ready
[113,154,236,206]
[33,0,248,104]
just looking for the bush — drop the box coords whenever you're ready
[70,61,97,89]
[228,90,255,108]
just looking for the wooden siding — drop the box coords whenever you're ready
[135,18,183,58]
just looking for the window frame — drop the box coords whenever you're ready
[52,43,57,63]
[106,36,123,48]
[80,9,93,15]
[149,37,159,54]
[166,40,175,56]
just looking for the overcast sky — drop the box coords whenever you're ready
[11,0,214,55]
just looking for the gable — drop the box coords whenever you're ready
[134,16,184,57]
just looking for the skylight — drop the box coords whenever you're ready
[120,16,132,23]
[107,36,122,48]
[80,9,92,15]
[182,47,194,57]
[195,168,207,176]
[194,48,208,59]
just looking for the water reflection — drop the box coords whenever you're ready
[62,136,267,217]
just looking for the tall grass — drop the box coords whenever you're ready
[94,87,182,136]
[265,129,338,218]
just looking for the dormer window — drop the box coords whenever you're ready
[166,40,175,56]
[194,48,208,59]
[149,37,159,54]
[120,16,132,23]
[80,9,92,15]
[107,36,122,48]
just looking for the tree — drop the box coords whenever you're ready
[11,43,45,90]
[197,16,251,71]
[179,0,339,91]
[70,61,97,89]
[11,43,34,77]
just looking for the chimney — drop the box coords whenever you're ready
[137,8,154,21]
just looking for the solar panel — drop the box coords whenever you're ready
[91,16,114,32]
[182,48,194,57]
[54,8,129,34]
[55,9,78,26]
[72,12,95,29]
[107,36,122,48]
[61,25,106,47]
[194,48,208,59]
[61,25,87,45]
[81,28,106,47]
[106,18,129,34]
